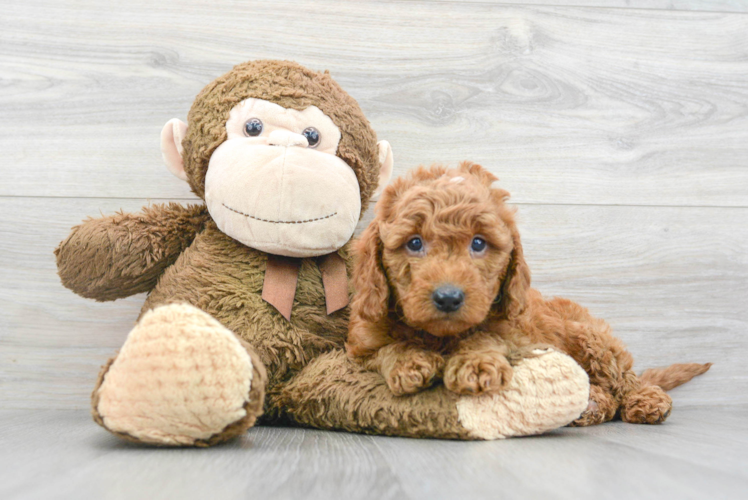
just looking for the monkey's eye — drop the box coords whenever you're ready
[470,236,488,255]
[244,118,263,137]
[302,127,320,148]
[406,236,425,255]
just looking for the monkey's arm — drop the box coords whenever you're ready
[55,203,210,301]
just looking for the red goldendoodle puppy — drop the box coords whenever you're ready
[346,162,710,425]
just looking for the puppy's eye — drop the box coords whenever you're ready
[244,118,263,137]
[302,127,320,148]
[406,236,424,254]
[471,237,487,253]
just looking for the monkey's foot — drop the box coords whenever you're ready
[92,303,267,446]
[455,348,590,439]
[273,347,589,440]
[620,385,672,425]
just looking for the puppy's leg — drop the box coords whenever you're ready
[557,310,641,424]
[551,302,678,424]
[569,384,618,427]
[370,342,445,396]
[444,332,513,395]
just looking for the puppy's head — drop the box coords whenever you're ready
[351,162,531,337]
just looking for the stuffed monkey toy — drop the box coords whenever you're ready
[55,60,590,446]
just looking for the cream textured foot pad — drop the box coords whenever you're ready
[94,303,254,445]
[456,349,590,439]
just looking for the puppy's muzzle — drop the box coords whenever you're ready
[432,285,465,313]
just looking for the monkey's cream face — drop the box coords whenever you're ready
[204,98,361,257]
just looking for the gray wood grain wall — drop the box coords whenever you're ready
[1,0,746,410]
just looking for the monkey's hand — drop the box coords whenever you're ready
[55,203,210,301]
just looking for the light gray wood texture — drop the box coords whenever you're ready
[433,1,748,13]
[3,1,748,205]
[1,0,747,498]
[1,407,747,500]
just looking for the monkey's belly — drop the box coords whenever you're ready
[139,226,348,384]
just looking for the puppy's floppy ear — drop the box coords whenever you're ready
[351,221,390,322]
[495,222,531,319]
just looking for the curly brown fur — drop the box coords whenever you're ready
[347,162,710,424]
[639,363,712,391]
[347,162,530,396]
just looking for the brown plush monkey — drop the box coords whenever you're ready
[55,60,590,446]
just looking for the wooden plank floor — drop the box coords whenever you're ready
[1,1,747,498]
[1,406,746,500]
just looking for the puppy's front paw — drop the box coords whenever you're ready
[386,352,444,396]
[444,352,513,395]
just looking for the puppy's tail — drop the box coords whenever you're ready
[639,363,712,391]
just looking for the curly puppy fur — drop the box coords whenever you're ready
[346,162,710,425]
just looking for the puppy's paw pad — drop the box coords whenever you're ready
[444,353,513,395]
[387,352,443,396]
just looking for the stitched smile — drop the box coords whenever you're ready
[222,203,337,224]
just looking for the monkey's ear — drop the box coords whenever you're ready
[160,118,189,182]
[371,140,394,200]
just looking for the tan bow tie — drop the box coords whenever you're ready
[261,252,349,321]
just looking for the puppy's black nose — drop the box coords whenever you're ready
[432,286,465,313]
